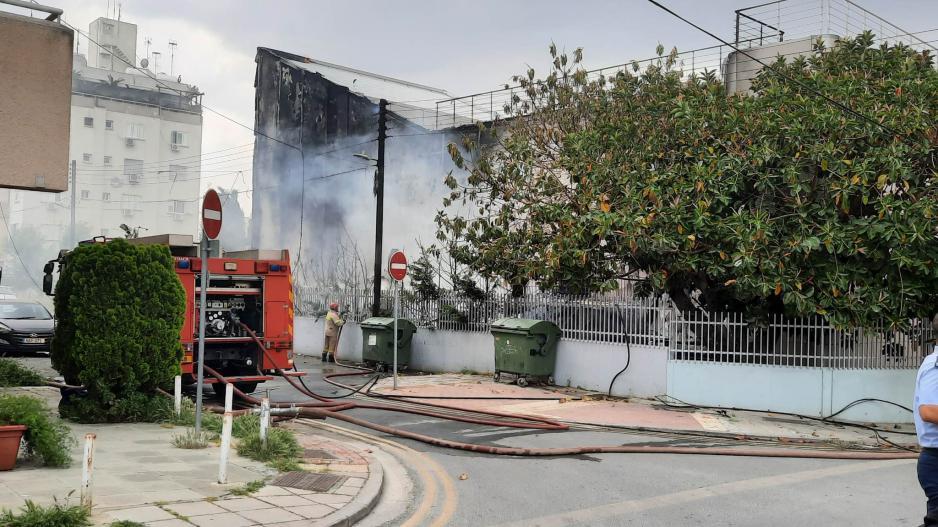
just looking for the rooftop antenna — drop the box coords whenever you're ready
[168,40,178,77]
[145,37,152,66]
[117,2,121,21]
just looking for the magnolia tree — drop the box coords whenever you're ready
[437,34,938,327]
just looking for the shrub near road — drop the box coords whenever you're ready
[51,239,185,422]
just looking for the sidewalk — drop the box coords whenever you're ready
[0,387,383,527]
[369,373,916,447]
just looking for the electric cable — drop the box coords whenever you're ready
[607,303,632,396]
[0,201,43,291]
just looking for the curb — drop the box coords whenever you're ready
[316,449,385,527]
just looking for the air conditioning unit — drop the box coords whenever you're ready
[125,138,135,147]
[128,175,140,185]
[171,143,180,152]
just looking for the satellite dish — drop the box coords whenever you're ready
[140,58,149,68]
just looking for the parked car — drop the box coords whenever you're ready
[0,300,54,355]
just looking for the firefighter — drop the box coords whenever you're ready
[322,302,345,362]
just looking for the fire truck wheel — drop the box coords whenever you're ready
[212,382,257,397]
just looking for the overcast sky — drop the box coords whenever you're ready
[15,0,938,210]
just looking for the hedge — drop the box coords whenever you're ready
[51,239,185,422]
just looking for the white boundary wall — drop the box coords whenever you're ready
[294,316,915,423]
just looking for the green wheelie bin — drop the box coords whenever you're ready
[361,317,417,371]
[490,318,561,387]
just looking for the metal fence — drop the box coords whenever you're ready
[296,288,932,369]
[295,288,670,346]
[670,311,932,370]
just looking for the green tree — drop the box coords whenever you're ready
[438,34,938,327]
[51,239,185,421]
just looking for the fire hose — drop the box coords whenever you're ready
[213,321,918,460]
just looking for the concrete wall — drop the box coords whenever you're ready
[667,362,915,423]
[0,11,73,192]
[294,316,914,422]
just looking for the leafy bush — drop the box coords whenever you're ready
[51,239,185,422]
[0,394,73,467]
[236,427,302,470]
[0,359,44,387]
[0,498,90,526]
[110,522,146,527]
[231,413,260,438]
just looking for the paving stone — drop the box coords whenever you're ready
[238,506,303,524]
[165,500,229,517]
[252,485,293,497]
[257,494,314,507]
[333,484,360,496]
[289,503,335,519]
[105,505,175,522]
[146,519,195,527]
[343,477,366,488]
[305,493,351,507]
[188,512,257,527]
[216,497,272,512]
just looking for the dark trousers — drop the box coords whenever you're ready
[919,448,938,525]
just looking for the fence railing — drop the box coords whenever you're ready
[670,311,932,370]
[296,288,931,369]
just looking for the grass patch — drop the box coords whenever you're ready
[171,428,214,449]
[0,394,74,467]
[236,427,302,471]
[110,521,147,527]
[229,479,267,496]
[231,413,260,438]
[0,499,91,527]
[0,358,45,387]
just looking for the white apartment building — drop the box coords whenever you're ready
[8,17,202,247]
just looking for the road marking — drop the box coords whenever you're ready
[491,458,915,527]
[463,429,514,438]
[298,419,457,527]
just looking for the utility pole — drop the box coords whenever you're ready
[372,99,388,317]
[69,159,76,247]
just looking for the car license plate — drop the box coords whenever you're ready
[23,338,45,344]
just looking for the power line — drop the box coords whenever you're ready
[645,0,901,137]
[0,201,42,291]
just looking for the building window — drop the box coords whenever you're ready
[105,120,114,130]
[99,53,111,68]
[82,153,92,163]
[103,156,112,165]
[121,194,141,216]
[80,190,90,199]
[170,131,187,148]
[102,22,114,32]
[123,158,143,184]
[127,123,145,140]
[168,200,186,215]
[167,165,187,183]
[83,117,94,128]
[102,192,111,201]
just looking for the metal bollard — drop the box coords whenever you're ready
[80,433,96,507]
[218,383,233,484]
[174,375,182,417]
[259,396,270,448]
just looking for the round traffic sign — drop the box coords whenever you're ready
[388,250,407,281]
[201,189,223,240]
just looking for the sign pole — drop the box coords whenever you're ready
[393,280,399,390]
[194,234,208,435]
[195,188,222,436]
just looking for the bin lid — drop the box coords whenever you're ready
[490,317,559,334]
[361,317,417,331]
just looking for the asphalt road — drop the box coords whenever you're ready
[266,356,926,527]
[9,352,926,526]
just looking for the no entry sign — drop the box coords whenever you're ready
[388,249,407,281]
[201,189,223,240]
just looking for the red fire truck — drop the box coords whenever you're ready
[44,234,296,395]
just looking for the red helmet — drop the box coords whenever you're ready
[329,302,339,310]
